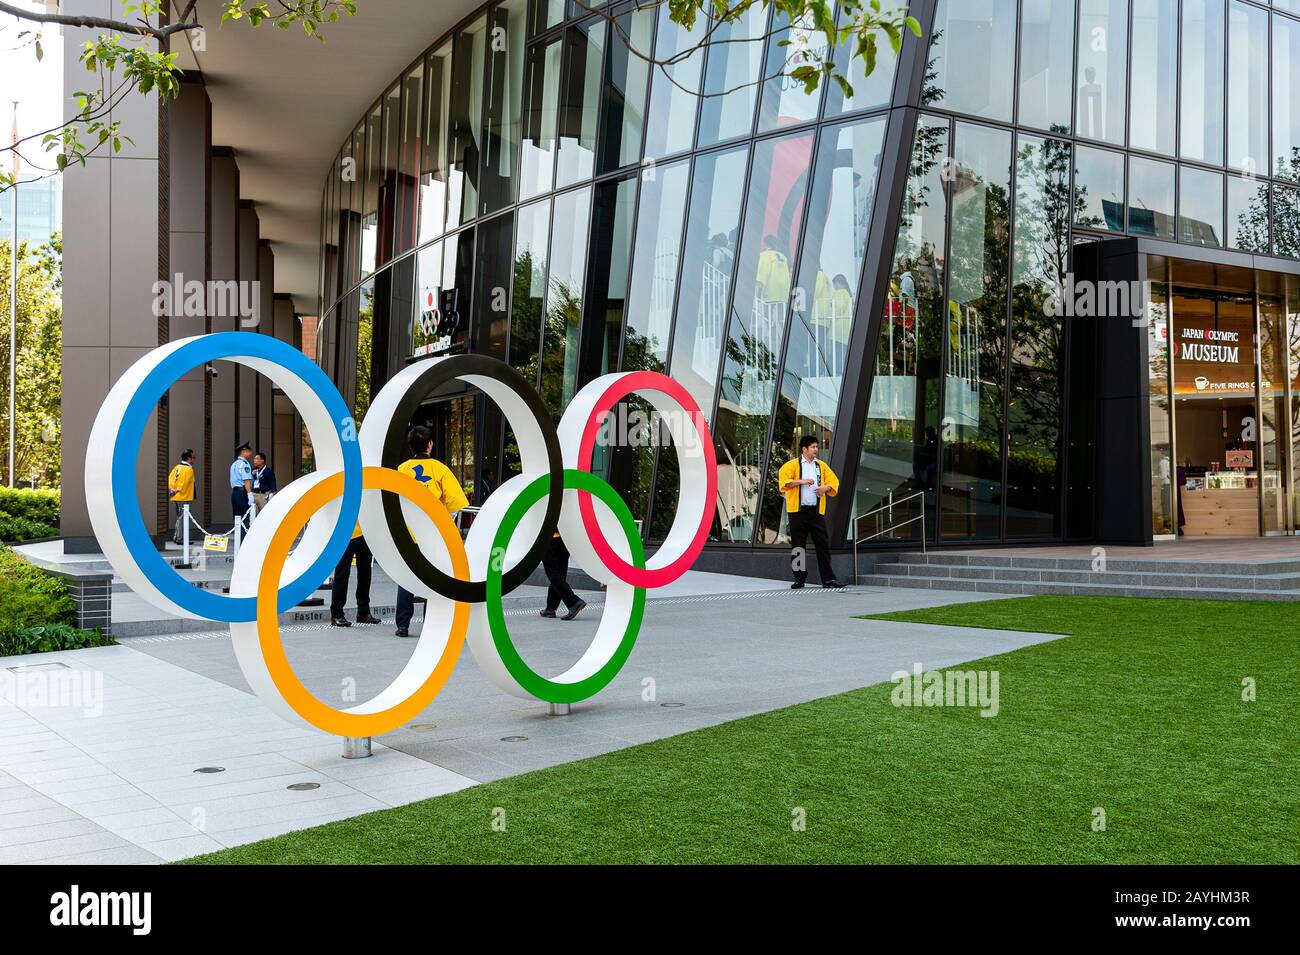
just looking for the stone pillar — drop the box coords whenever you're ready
[257,241,276,458]
[60,0,163,552]
[208,149,240,526]
[236,202,259,452]
[166,78,211,531]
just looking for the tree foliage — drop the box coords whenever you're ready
[1,0,917,190]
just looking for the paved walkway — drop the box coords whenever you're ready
[1,577,1060,863]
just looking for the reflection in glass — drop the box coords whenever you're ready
[697,5,768,146]
[473,212,513,360]
[1179,165,1224,247]
[394,65,422,256]
[1288,275,1300,531]
[1227,175,1270,252]
[557,21,606,188]
[643,4,704,159]
[1147,267,1173,535]
[361,105,382,275]
[941,121,1011,540]
[378,84,401,267]
[540,187,592,412]
[928,0,1016,122]
[759,117,886,544]
[509,199,551,387]
[1129,0,1177,155]
[823,1,897,116]
[448,16,487,226]
[624,159,690,372]
[1259,285,1288,534]
[598,5,653,172]
[853,115,949,543]
[1227,1,1268,174]
[355,281,375,425]
[419,45,452,244]
[712,132,816,543]
[481,0,527,214]
[1127,156,1176,238]
[1073,145,1124,231]
[520,39,561,199]
[1008,134,1070,537]
[667,145,750,419]
[1180,0,1225,164]
[1018,0,1075,133]
[580,177,636,384]
[1274,13,1300,179]
[1076,0,1127,145]
[758,10,825,132]
[1274,185,1300,258]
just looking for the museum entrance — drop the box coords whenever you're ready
[1149,258,1299,538]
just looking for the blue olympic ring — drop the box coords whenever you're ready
[111,333,362,622]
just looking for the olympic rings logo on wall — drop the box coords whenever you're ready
[87,332,717,738]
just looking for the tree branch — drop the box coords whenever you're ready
[0,0,201,38]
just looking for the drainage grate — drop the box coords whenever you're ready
[6,662,70,672]
[409,722,438,733]
[660,702,685,708]
[500,735,528,743]
[287,782,321,791]
[193,766,225,774]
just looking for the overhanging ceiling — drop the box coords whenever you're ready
[180,0,477,313]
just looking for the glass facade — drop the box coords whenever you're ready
[318,0,1300,552]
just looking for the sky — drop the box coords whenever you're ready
[1,0,66,178]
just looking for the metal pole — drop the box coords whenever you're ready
[182,502,191,564]
[342,736,372,759]
[7,103,15,490]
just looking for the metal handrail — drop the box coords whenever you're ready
[851,490,928,582]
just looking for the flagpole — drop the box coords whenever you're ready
[8,100,17,488]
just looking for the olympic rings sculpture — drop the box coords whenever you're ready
[86,332,717,737]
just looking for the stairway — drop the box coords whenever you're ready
[857,550,1300,601]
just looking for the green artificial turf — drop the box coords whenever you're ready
[186,595,1299,864]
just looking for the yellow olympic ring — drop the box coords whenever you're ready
[254,466,469,737]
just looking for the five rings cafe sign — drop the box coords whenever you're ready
[1173,308,1256,397]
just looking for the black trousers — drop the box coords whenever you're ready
[330,537,373,618]
[789,505,836,585]
[231,486,249,523]
[543,537,580,612]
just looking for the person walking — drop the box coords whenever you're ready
[329,525,381,628]
[778,435,846,589]
[167,449,197,544]
[252,451,278,513]
[539,533,586,620]
[394,425,468,637]
[230,442,255,530]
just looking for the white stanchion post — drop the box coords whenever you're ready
[342,737,372,759]
[181,503,191,565]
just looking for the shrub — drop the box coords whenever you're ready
[0,545,111,656]
[0,487,60,542]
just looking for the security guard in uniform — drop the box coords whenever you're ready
[230,441,255,527]
[394,425,468,637]
[778,435,846,589]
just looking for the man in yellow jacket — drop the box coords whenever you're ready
[394,424,469,637]
[778,435,845,589]
[167,449,197,545]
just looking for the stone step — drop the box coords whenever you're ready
[872,561,1300,591]
[855,573,1300,601]
[887,550,1300,577]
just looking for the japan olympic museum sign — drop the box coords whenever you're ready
[86,333,717,737]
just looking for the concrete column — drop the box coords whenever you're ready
[272,296,299,479]
[256,241,276,457]
[60,0,163,552]
[166,79,211,525]
[236,203,259,451]
[209,149,240,525]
